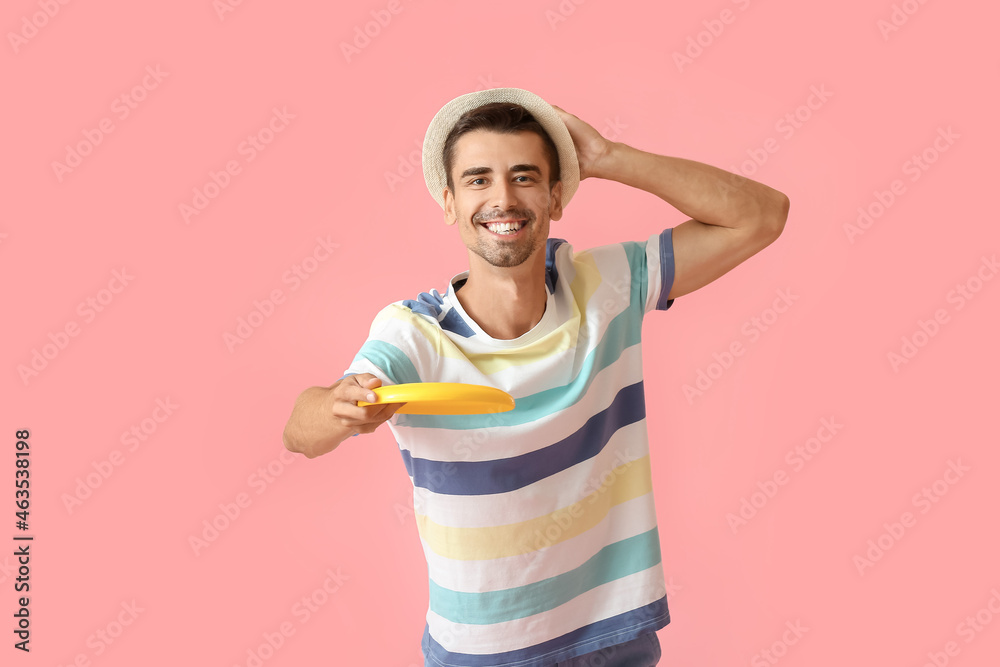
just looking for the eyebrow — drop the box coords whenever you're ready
[460,164,542,179]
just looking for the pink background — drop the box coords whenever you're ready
[4,1,999,665]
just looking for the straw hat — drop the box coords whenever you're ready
[421,87,580,210]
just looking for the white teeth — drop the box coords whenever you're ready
[486,220,523,234]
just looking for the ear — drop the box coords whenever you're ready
[548,181,564,222]
[443,187,457,225]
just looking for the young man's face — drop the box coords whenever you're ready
[444,129,563,269]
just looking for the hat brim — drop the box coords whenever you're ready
[422,88,580,211]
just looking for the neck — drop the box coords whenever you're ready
[456,252,548,340]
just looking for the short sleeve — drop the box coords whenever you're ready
[341,305,423,386]
[642,227,676,314]
[573,229,676,321]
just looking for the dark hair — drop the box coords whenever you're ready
[442,102,561,193]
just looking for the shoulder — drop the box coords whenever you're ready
[379,286,475,339]
[553,237,645,277]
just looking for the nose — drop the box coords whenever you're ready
[491,178,519,210]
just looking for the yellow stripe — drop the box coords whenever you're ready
[415,455,652,561]
[378,303,570,372]
[459,251,606,373]
[380,251,609,375]
[375,304,467,363]
[465,319,579,373]
[567,250,604,314]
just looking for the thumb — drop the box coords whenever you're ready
[357,373,383,388]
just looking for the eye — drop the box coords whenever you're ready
[514,175,534,183]
[470,178,487,186]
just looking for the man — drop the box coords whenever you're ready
[283,88,789,666]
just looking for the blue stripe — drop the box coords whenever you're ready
[351,340,421,385]
[546,237,567,294]
[401,381,645,495]
[428,528,662,624]
[402,290,444,318]
[402,291,476,337]
[421,596,669,667]
[440,307,475,337]
[656,228,675,311]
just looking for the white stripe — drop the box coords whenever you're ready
[644,231,663,313]
[421,492,659,593]
[412,419,650,528]
[425,565,667,657]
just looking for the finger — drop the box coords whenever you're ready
[359,374,383,388]
[374,402,405,421]
[361,403,405,434]
[342,376,381,405]
[349,373,382,391]
[552,104,576,120]
[334,401,386,423]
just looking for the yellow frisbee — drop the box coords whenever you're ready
[357,382,515,415]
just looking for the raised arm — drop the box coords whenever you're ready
[553,105,789,300]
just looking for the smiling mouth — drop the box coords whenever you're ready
[480,219,526,235]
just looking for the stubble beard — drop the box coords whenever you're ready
[467,208,543,269]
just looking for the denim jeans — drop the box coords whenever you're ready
[555,632,661,666]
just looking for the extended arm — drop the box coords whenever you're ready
[282,374,402,458]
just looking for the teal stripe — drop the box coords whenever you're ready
[621,240,649,310]
[352,340,421,385]
[398,242,650,430]
[428,527,661,625]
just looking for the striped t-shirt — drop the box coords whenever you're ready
[345,229,676,666]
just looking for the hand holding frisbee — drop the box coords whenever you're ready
[357,382,515,415]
